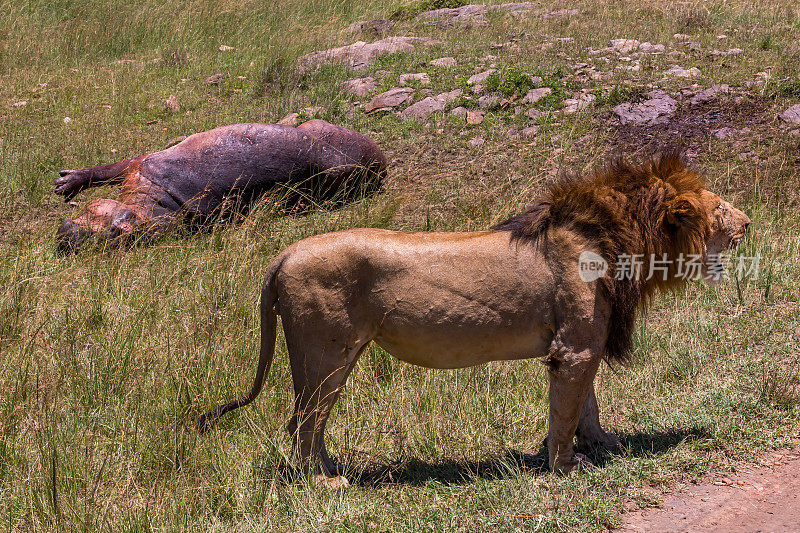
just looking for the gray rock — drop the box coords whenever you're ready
[710,48,743,56]
[691,84,729,105]
[610,39,640,54]
[277,113,300,126]
[522,87,552,104]
[563,93,596,114]
[400,97,444,120]
[399,72,430,85]
[664,65,701,78]
[467,69,497,85]
[364,87,415,114]
[613,90,677,125]
[468,137,486,146]
[638,42,665,53]
[399,90,460,120]
[10,100,27,108]
[430,57,457,67]
[779,104,800,124]
[714,127,749,139]
[164,94,180,112]
[525,108,544,120]
[451,106,468,118]
[521,126,539,137]
[341,77,377,97]
[297,37,437,72]
[478,95,500,109]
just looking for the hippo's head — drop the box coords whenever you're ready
[56,200,146,253]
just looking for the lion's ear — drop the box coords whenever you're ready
[665,193,702,227]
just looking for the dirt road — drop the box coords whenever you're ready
[619,449,800,533]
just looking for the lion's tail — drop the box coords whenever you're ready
[195,257,282,433]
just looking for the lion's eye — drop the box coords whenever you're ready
[716,203,724,211]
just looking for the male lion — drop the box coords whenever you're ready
[196,153,750,484]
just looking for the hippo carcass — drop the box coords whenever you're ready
[54,120,387,252]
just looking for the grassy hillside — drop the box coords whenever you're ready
[1,0,799,530]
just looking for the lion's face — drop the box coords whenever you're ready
[700,190,751,285]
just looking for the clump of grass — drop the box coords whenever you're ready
[759,34,777,51]
[485,67,535,98]
[769,79,800,98]
[594,85,647,108]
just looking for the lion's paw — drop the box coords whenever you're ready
[314,474,350,490]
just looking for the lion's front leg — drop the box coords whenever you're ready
[575,385,621,453]
[547,347,603,474]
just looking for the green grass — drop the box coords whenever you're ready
[1,0,800,531]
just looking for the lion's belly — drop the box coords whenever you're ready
[374,324,553,369]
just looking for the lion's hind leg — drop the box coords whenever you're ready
[285,332,369,488]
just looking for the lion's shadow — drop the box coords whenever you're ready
[346,427,711,487]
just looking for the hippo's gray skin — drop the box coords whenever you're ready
[54,120,387,252]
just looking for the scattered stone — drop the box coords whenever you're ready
[467,69,497,85]
[664,65,700,77]
[399,72,431,85]
[638,42,665,53]
[297,37,437,72]
[451,106,468,118]
[399,89,461,120]
[341,76,376,97]
[416,3,558,25]
[713,127,749,140]
[466,110,485,125]
[470,83,485,95]
[613,90,677,125]
[204,73,224,85]
[164,94,180,112]
[63,117,72,124]
[530,75,544,87]
[710,48,743,56]
[521,126,538,137]
[10,100,27,108]
[218,45,234,52]
[468,137,486,146]
[364,87,414,114]
[610,39,640,54]
[346,19,394,36]
[165,136,188,147]
[522,87,552,105]
[277,113,300,126]
[525,108,544,120]
[478,95,500,109]
[400,97,443,120]
[430,57,457,67]
[779,104,800,125]
[673,33,692,40]
[690,84,729,105]
[563,93,596,114]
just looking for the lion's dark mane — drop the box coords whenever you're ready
[494,152,711,363]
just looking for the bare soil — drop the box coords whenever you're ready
[618,448,800,533]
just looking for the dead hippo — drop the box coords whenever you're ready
[54,119,387,252]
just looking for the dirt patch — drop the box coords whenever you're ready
[606,92,774,157]
[618,448,800,532]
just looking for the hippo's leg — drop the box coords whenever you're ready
[55,156,145,201]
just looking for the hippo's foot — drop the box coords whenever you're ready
[54,170,89,201]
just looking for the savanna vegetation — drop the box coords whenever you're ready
[1,0,799,530]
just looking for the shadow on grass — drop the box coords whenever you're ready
[345,427,710,487]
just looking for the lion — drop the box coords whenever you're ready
[195,153,750,485]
